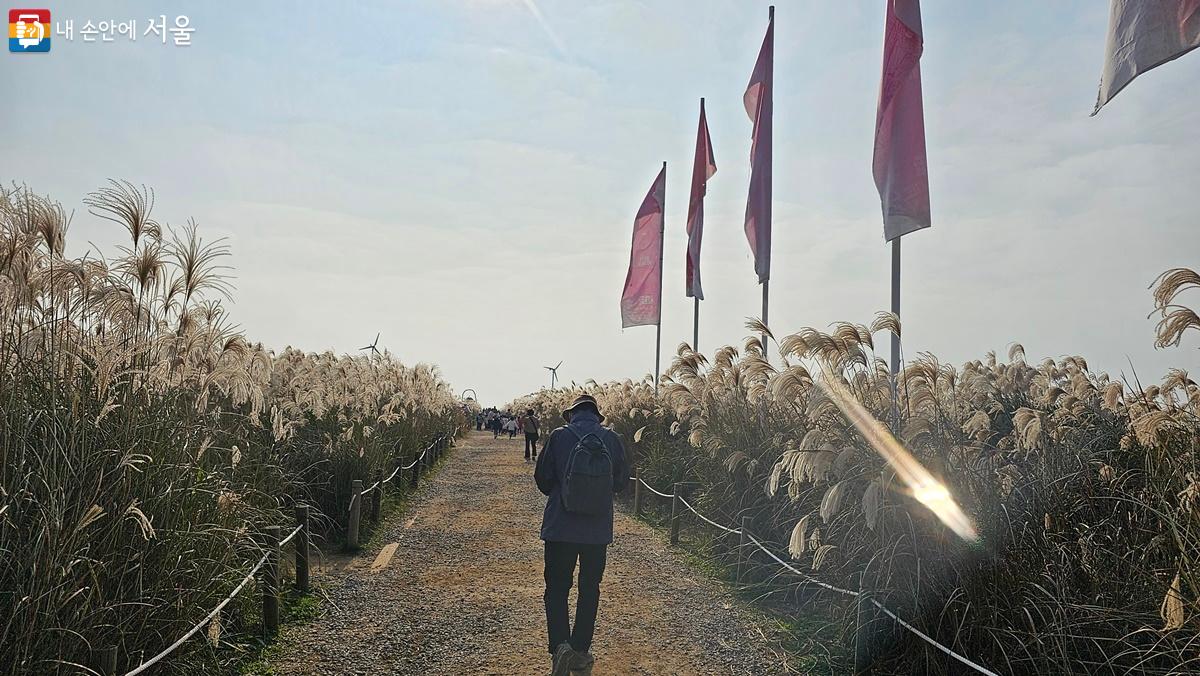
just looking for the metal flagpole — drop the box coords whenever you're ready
[693,297,699,353]
[761,280,769,355]
[890,237,901,422]
[655,161,666,394]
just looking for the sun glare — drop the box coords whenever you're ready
[819,372,980,542]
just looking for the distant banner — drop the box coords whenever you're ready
[743,12,773,283]
[621,166,666,328]
[1094,0,1200,114]
[873,0,931,241]
[686,100,716,300]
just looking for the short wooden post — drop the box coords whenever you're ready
[632,469,643,517]
[262,525,281,636]
[854,557,886,674]
[669,482,683,545]
[370,469,382,523]
[94,645,118,675]
[855,588,873,673]
[410,453,421,487]
[736,516,752,582]
[398,449,412,492]
[347,480,363,551]
[295,504,310,593]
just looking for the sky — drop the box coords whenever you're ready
[4,0,1198,405]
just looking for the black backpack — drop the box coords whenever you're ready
[560,425,614,515]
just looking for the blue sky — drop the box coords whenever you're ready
[4,0,1198,404]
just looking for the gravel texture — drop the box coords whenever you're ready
[269,431,786,675]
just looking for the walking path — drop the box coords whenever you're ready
[268,431,785,675]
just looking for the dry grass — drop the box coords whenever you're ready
[0,183,467,674]
[514,272,1200,674]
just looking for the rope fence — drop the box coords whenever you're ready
[633,475,999,676]
[350,434,445,510]
[123,522,303,676]
[110,430,455,676]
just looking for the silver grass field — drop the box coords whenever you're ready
[0,183,468,674]
[513,275,1200,675]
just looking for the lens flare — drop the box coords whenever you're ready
[818,372,979,542]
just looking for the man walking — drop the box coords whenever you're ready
[521,408,541,462]
[534,395,629,676]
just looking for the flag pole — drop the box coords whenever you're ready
[890,237,901,421]
[693,296,699,353]
[655,161,666,394]
[761,281,769,355]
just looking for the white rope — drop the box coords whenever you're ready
[278,523,303,548]
[128,432,453,672]
[639,478,998,676]
[866,597,1001,676]
[400,453,422,471]
[124,523,304,676]
[348,434,445,512]
[678,496,742,535]
[744,533,859,597]
[637,477,675,498]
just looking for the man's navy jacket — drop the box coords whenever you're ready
[534,409,630,545]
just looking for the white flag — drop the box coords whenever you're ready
[1093,0,1200,115]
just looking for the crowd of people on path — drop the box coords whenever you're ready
[476,408,543,461]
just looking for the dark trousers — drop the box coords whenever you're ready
[544,541,607,655]
[525,432,539,458]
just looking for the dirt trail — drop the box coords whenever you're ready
[269,431,785,675]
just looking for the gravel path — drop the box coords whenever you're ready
[269,431,786,675]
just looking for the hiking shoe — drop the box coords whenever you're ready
[569,651,595,675]
[550,643,576,676]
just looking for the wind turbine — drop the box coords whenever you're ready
[544,360,562,389]
[360,332,382,356]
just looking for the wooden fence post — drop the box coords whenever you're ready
[370,469,382,523]
[347,480,363,551]
[94,645,117,675]
[854,588,873,672]
[736,516,752,582]
[295,504,310,593]
[393,455,405,492]
[262,525,281,636]
[854,557,886,674]
[633,469,643,517]
[669,482,683,545]
[413,453,423,486]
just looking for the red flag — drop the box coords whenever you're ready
[744,10,773,284]
[686,100,716,300]
[621,166,666,329]
[873,0,931,241]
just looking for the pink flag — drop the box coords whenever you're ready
[621,166,666,329]
[1093,0,1200,114]
[744,11,773,284]
[686,100,716,300]
[873,0,931,242]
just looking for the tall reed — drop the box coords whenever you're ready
[514,284,1200,674]
[0,183,466,673]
